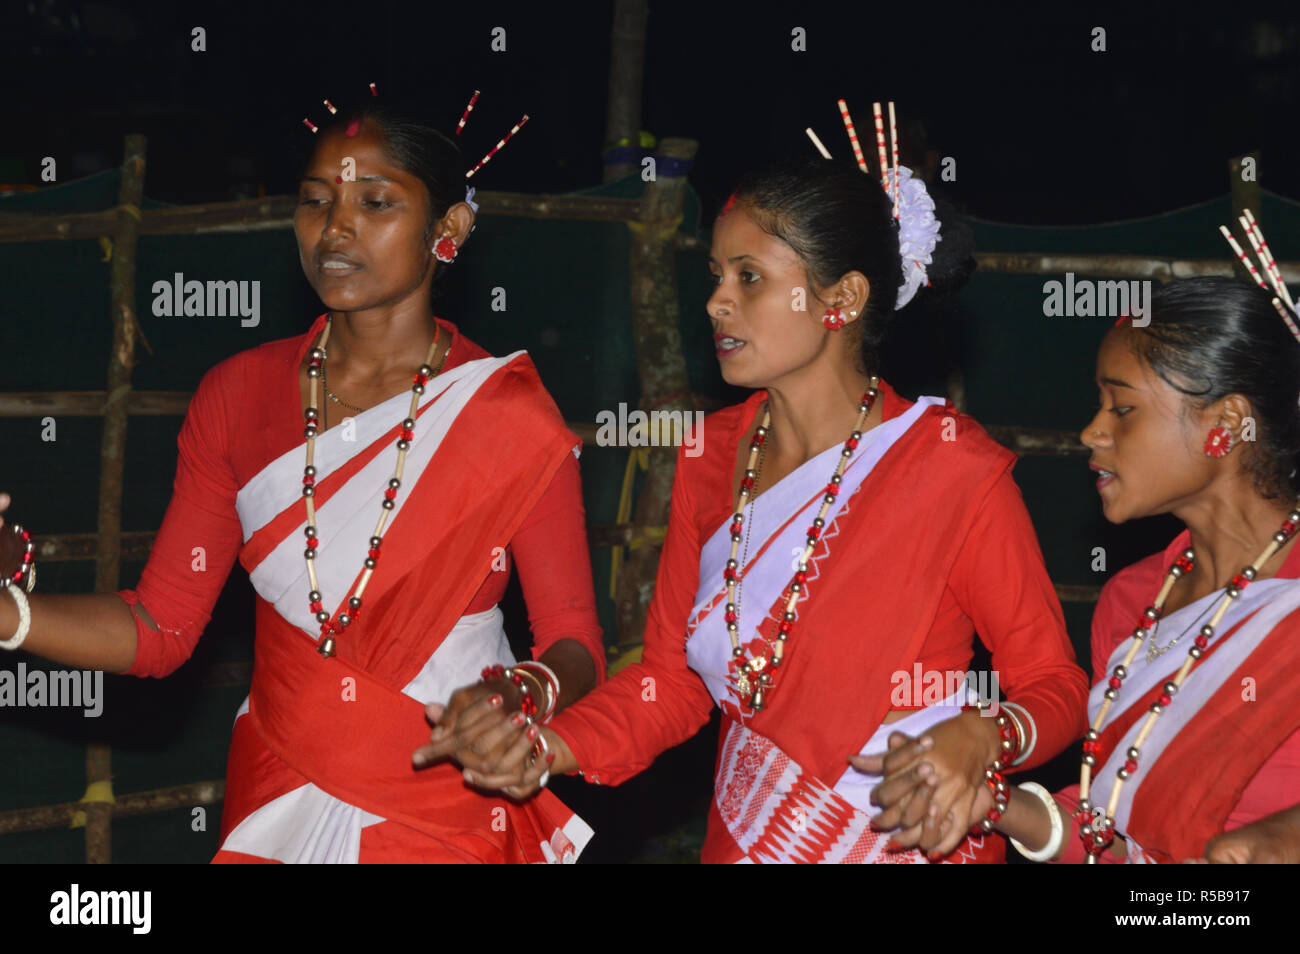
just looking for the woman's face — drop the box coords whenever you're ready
[1080,327,1221,523]
[705,204,837,390]
[294,122,435,313]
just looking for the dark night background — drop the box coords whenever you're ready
[5,1,1298,221]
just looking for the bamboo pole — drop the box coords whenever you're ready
[614,137,699,649]
[85,133,147,864]
[603,0,649,183]
[0,780,224,836]
[0,390,191,417]
[0,191,646,244]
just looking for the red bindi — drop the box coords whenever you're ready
[345,119,361,137]
[335,175,343,184]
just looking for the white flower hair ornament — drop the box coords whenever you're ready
[806,99,941,310]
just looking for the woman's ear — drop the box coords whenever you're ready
[432,202,476,249]
[832,271,871,326]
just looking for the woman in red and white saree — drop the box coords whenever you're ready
[423,156,1091,863]
[113,311,601,863]
[975,278,1300,864]
[0,104,604,863]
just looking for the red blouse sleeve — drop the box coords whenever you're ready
[117,358,246,678]
[946,470,1090,770]
[509,450,606,681]
[546,445,716,784]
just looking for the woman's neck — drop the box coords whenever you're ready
[325,303,440,379]
[763,362,879,464]
[1175,479,1300,590]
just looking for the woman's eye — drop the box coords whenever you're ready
[1113,406,1132,417]
[363,198,393,209]
[298,197,326,206]
[740,270,759,284]
[707,272,722,287]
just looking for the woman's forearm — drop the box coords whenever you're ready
[0,591,142,673]
[538,637,598,711]
[995,787,1066,860]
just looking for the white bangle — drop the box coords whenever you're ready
[1001,701,1037,766]
[1009,781,1065,862]
[0,582,32,651]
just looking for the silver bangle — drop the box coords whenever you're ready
[0,582,32,651]
[517,660,561,722]
[1001,701,1037,766]
[1009,781,1064,862]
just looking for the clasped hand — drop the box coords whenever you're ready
[411,677,553,800]
[848,709,999,860]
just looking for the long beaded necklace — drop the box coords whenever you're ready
[1076,498,1300,862]
[725,376,879,711]
[301,315,447,657]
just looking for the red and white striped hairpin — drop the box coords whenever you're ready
[809,99,937,307]
[812,99,903,222]
[303,83,379,134]
[465,113,530,179]
[1219,210,1300,344]
[456,89,481,136]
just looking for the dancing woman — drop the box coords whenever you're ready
[417,152,1090,863]
[0,102,604,863]
[880,277,1300,863]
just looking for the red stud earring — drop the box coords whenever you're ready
[433,236,458,262]
[822,307,846,330]
[1204,426,1234,458]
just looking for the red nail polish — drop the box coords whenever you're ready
[490,694,503,707]
[527,726,538,740]
[546,752,555,764]
[511,713,525,726]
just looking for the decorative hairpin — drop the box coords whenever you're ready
[1219,210,1300,343]
[456,90,480,136]
[810,100,940,309]
[465,114,530,179]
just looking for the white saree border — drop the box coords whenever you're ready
[235,353,524,639]
[1090,574,1300,849]
[715,718,985,864]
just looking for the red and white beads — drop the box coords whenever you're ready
[725,376,879,712]
[303,316,445,657]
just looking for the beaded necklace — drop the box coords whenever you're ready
[1076,500,1300,861]
[301,315,448,657]
[725,376,879,711]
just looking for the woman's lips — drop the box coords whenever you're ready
[317,252,362,277]
[715,335,746,357]
[1090,462,1117,490]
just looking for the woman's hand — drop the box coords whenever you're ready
[411,679,553,798]
[0,493,28,582]
[1190,806,1300,863]
[849,708,1001,859]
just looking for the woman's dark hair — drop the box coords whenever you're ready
[1132,276,1300,500]
[726,156,975,374]
[299,103,465,244]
